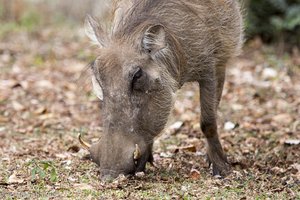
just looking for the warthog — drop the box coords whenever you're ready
[79,0,243,180]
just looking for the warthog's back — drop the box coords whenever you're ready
[111,0,243,83]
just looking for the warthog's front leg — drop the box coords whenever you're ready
[199,75,230,176]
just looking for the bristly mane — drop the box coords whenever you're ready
[111,0,200,38]
[112,0,163,38]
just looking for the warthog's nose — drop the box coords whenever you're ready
[100,169,120,182]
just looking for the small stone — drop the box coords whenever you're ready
[213,175,222,179]
[181,185,188,192]
[169,121,183,130]
[262,67,278,79]
[284,139,300,146]
[135,172,145,178]
[224,121,236,130]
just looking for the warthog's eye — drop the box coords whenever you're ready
[133,67,143,80]
[131,67,145,91]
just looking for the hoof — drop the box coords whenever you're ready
[206,150,231,177]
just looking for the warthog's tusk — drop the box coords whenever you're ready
[133,144,141,160]
[78,133,91,150]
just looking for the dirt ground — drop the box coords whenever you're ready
[0,24,299,199]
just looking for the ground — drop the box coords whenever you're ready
[0,24,299,199]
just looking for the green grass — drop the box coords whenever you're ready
[0,10,41,36]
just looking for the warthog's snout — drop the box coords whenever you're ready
[99,169,120,182]
[79,133,153,180]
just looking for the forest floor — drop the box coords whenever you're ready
[0,24,299,200]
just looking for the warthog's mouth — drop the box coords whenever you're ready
[78,133,152,181]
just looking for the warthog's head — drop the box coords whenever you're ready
[80,16,182,180]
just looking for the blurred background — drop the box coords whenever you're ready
[0,0,299,48]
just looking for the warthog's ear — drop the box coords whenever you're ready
[142,24,166,54]
[85,15,106,47]
[91,75,103,100]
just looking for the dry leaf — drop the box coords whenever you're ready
[34,106,47,115]
[12,101,25,111]
[0,80,18,89]
[180,145,197,153]
[291,163,300,172]
[0,116,9,123]
[112,174,128,184]
[8,173,24,184]
[35,80,54,89]
[190,169,201,180]
[39,113,54,120]
[74,183,94,190]
[273,114,293,125]
[271,167,286,174]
